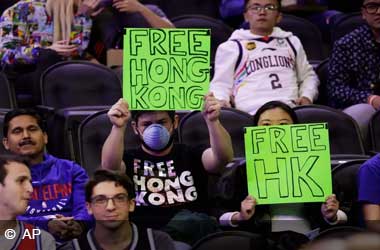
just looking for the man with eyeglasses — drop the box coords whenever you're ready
[210,0,319,115]
[327,0,380,143]
[66,170,175,250]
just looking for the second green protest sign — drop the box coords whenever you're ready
[123,28,211,110]
[244,123,332,205]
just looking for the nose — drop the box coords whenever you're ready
[26,181,33,194]
[22,129,30,138]
[105,198,116,210]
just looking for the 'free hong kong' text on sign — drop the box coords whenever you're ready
[123,28,211,110]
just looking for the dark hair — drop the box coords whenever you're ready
[253,101,298,125]
[0,154,30,184]
[3,109,46,137]
[131,110,175,123]
[85,170,135,202]
[244,0,282,10]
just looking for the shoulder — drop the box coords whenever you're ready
[359,155,380,176]
[334,25,371,47]
[152,229,176,250]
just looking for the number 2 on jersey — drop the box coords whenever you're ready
[269,73,282,89]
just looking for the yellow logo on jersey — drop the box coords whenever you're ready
[246,42,256,50]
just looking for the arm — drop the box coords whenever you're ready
[327,40,370,108]
[201,93,234,173]
[219,195,256,227]
[363,204,380,232]
[101,98,130,172]
[209,41,239,106]
[293,37,319,104]
[71,163,90,221]
[112,0,174,28]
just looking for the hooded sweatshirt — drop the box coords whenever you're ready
[17,154,90,231]
[210,27,319,114]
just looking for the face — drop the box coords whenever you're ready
[132,112,178,137]
[0,162,33,218]
[87,181,135,229]
[244,0,282,36]
[257,107,294,126]
[3,115,47,159]
[362,0,380,30]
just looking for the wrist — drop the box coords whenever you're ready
[368,95,378,107]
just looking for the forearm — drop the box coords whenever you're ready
[138,5,174,28]
[207,120,234,166]
[101,125,126,170]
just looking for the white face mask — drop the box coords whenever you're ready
[141,124,172,152]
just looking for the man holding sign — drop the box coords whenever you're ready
[101,94,233,244]
[220,101,346,240]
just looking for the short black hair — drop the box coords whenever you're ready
[244,0,282,10]
[85,170,135,202]
[3,109,46,137]
[131,110,175,123]
[253,101,298,126]
[0,154,30,184]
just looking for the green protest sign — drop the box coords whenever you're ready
[123,28,211,110]
[244,123,332,205]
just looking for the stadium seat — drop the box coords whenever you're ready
[39,60,122,159]
[331,159,367,227]
[293,105,369,165]
[369,110,380,153]
[315,59,329,105]
[191,231,269,250]
[171,15,233,62]
[313,226,365,241]
[0,109,11,155]
[331,12,365,45]
[0,72,17,109]
[178,107,253,158]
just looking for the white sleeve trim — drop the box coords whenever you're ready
[324,209,348,225]
[219,211,240,227]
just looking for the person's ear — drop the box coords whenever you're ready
[2,137,9,150]
[173,115,179,130]
[86,202,93,215]
[276,12,282,24]
[131,121,139,135]
[129,198,135,212]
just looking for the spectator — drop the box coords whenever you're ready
[0,0,102,106]
[101,93,233,245]
[327,0,380,145]
[65,170,176,250]
[0,154,55,249]
[358,154,380,232]
[219,101,346,242]
[2,109,90,241]
[210,0,319,115]
[90,0,174,64]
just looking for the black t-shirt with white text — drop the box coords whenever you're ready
[123,144,209,228]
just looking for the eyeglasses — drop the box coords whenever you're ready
[246,4,279,13]
[363,4,380,14]
[91,194,129,207]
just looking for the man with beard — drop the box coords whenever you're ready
[2,109,90,241]
[68,169,175,250]
[101,93,234,245]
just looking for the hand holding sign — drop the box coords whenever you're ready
[108,98,131,128]
[202,92,221,123]
[321,194,339,222]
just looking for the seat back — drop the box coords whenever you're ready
[40,61,122,109]
[191,231,269,250]
[78,110,141,175]
[331,159,367,226]
[178,108,253,157]
[294,105,365,155]
[0,72,16,109]
[315,59,329,105]
[369,110,380,153]
[277,14,327,61]
[171,15,233,62]
[331,12,365,45]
